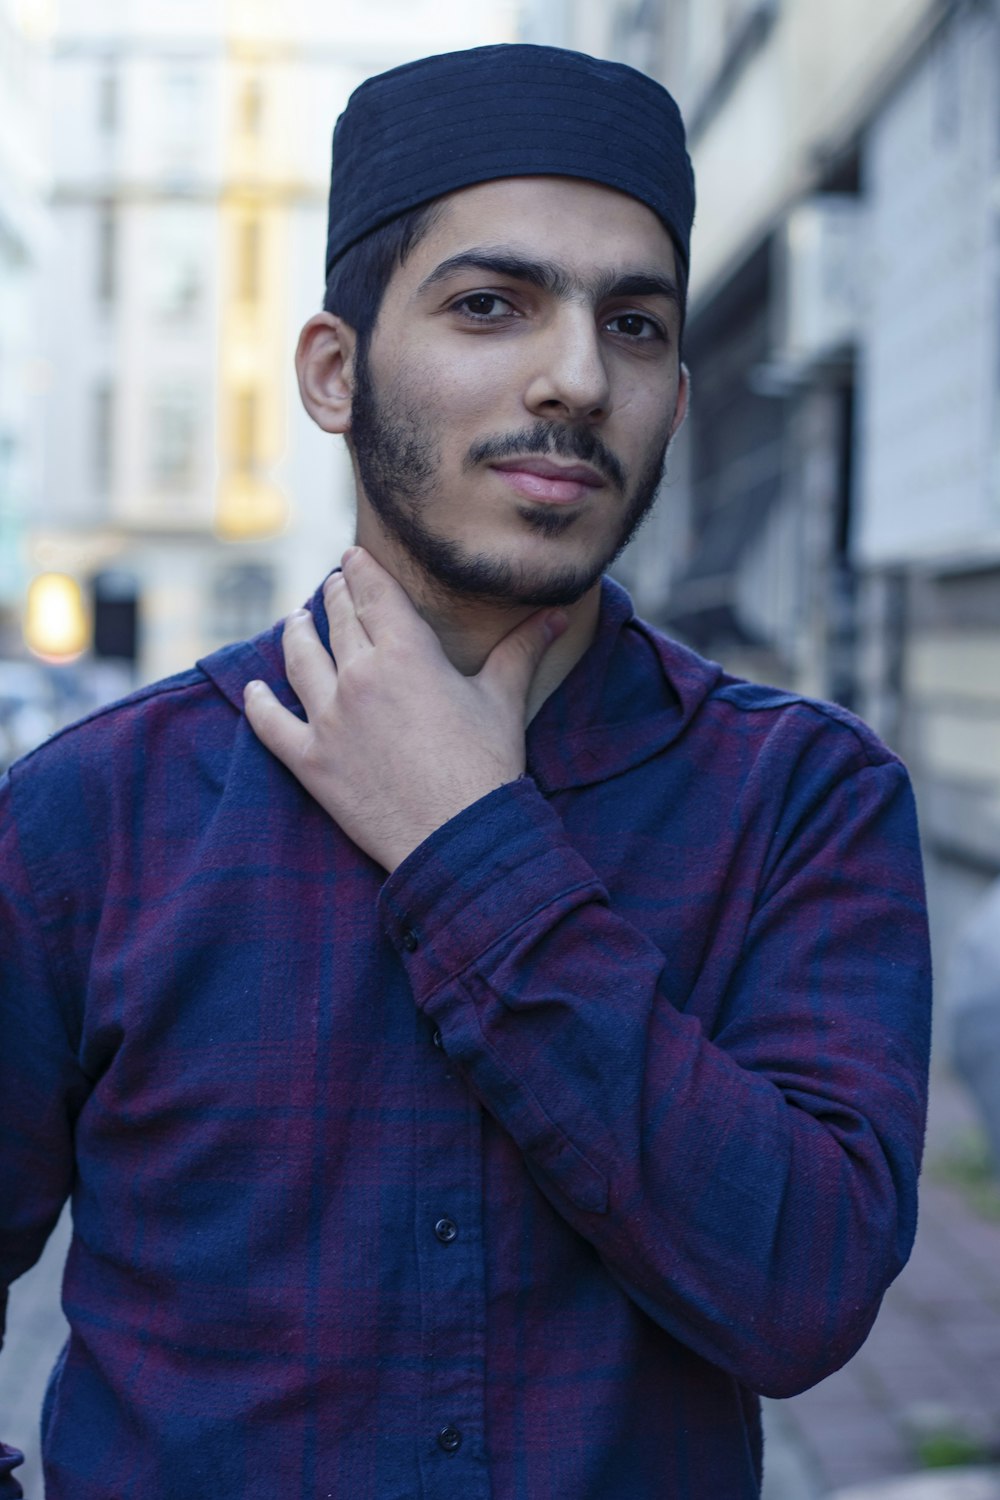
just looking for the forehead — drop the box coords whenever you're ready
[400,175,678,287]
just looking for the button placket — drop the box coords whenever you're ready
[412,1028,489,1495]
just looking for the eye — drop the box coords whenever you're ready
[451,292,516,321]
[605,312,665,341]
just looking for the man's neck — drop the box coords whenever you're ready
[352,521,602,724]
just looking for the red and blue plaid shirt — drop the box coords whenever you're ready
[0,577,931,1499]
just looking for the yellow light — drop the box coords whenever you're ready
[215,473,288,541]
[23,572,90,662]
[12,0,59,44]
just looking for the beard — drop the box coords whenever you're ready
[348,339,675,608]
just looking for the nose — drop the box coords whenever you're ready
[524,306,611,424]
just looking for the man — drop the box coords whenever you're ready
[0,44,930,1500]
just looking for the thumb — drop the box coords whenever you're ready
[481,608,569,699]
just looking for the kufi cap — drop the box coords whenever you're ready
[325,43,695,280]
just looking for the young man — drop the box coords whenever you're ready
[0,45,930,1500]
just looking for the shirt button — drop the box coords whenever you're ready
[401,926,419,952]
[432,1028,443,1049]
[434,1217,458,1244]
[438,1425,462,1454]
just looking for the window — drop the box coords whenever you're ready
[237,218,261,302]
[150,384,199,489]
[932,22,961,146]
[239,77,264,136]
[233,388,258,470]
[151,206,205,320]
[159,66,202,168]
[96,203,116,304]
[92,382,114,495]
[97,69,118,132]
[210,562,275,642]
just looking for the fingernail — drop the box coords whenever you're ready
[287,608,309,621]
[341,546,361,566]
[244,679,263,694]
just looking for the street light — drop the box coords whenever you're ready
[23,572,90,663]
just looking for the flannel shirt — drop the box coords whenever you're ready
[0,576,931,1499]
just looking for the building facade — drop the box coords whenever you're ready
[523,0,1000,1010]
[0,0,50,644]
[36,0,513,684]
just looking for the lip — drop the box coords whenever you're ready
[489,456,606,505]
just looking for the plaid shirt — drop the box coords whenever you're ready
[0,577,931,1499]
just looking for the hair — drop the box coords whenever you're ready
[322,200,444,357]
[322,193,688,361]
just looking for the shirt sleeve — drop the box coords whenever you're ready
[378,759,931,1399]
[0,772,90,1499]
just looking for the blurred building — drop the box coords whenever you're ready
[34,0,514,685]
[524,0,1000,1002]
[0,0,51,646]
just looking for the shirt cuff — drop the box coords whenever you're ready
[378,776,606,1003]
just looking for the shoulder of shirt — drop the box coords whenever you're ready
[629,610,903,776]
[712,676,897,770]
[7,661,217,778]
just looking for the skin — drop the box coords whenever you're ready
[244,176,689,872]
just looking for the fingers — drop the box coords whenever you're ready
[281,606,338,713]
[341,546,432,645]
[243,678,309,766]
[324,571,371,667]
[481,608,568,700]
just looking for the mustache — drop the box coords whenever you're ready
[465,422,627,492]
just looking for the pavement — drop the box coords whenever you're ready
[2,1069,999,1499]
[0,1208,70,1498]
[826,1474,1000,1500]
[762,1067,1000,1500]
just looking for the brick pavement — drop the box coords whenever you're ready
[764,1067,1000,1499]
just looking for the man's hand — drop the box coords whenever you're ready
[243,548,566,872]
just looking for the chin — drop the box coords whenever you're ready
[424,536,607,609]
[361,476,610,605]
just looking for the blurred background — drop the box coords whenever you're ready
[2,1,1000,1497]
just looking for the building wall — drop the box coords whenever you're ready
[521,0,942,303]
[0,0,50,637]
[661,0,941,304]
[851,7,1000,1010]
[856,4,1000,572]
[519,0,1000,996]
[35,0,515,683]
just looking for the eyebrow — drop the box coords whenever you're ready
[416,248,681,310]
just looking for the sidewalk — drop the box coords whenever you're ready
[763,1067,1000,1499]
[0,1208,70,1498]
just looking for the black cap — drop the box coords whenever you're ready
[325,43,695,280]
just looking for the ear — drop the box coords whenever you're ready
[670,362,691,440]
[295,313,358,435]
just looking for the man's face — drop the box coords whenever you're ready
[348,176,688,608]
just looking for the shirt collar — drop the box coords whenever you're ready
[198,573,722,794]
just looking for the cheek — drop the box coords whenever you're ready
[396,344,512,427]
[614,379,679,446]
